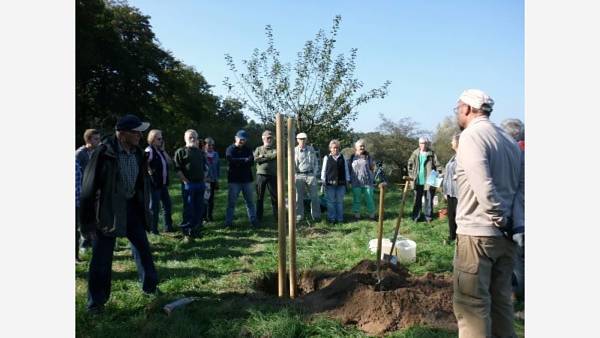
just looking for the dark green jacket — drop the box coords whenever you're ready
[253,145,277,176]
[80,136,152,237]
[173,146,206,183]
[407,148,440,190]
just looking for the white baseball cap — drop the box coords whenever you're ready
[458,89,494,113]
[296,132,307,139]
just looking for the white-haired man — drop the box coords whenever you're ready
[407,136,440,223]
[452,89,524,338]
[294,133,321,222]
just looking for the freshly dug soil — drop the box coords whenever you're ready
[297,259,456,335]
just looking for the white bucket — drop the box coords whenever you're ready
[368,237,417,263]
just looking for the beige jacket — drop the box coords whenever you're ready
[455,116,524,237]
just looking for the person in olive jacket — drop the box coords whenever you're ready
[407,136,440,223]
[80,114,159,314]
[253,130,277,222]
[173,129,207,240]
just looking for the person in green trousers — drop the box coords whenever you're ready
[348,139,376,220]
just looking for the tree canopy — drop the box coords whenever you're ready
[76,0,250,154]
[224,15,391,152]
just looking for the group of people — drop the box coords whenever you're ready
[75,88,525,338]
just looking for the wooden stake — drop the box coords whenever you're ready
[276,113,287,298]
[376,183,386,270]
[287,117,297,298]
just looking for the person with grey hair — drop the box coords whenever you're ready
[321,139,350,223]
[442,133,460,243]
[294,132,321,222]
[254,130,278,222]
[145,129,174,234]
[174,129,208,241]
[349,139,376,220]
[407,136,440,223]
[501,118,525,151]
[452,89,524,337]
[500,119,526,303]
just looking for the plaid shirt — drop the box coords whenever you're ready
[76,160,82,208]
[117,143,139,199]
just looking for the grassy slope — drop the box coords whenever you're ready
[76,161,524,338]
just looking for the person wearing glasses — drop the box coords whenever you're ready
[225,130,259,228]
[145,129,174,234]
[407,136,440,223]
[253,130,277,222]
[173,129,207,241]
[80,114,160,314]
[321,139,350,224]
[451,89,524,337]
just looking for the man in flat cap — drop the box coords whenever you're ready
[294,132,321,222]
[452,89,524,337]
[253,130,278,222]
[80,114,160,313]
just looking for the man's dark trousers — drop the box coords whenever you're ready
[412,184,436,221]
[256,174,277,221]
[87,200,158,309]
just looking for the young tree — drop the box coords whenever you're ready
[224,15,391,151]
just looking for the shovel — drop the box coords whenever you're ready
[383,176,413,265]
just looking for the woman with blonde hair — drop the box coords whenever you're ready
[320,139,350,224]
[145,129,174,233]
[349,139,376,220]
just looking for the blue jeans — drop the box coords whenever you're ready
[181,183,205,234]
[326,185,346,222]
[151,186,173,232]
[87,200,158,309]
[225,182,257,226]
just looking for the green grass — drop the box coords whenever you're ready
[76,161,524,337]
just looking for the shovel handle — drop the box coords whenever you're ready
[389,178,412,256]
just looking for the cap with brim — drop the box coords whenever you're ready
[115,114,150,132]
[296,132,307,139]
[235,129,249,140]
[262,130,273,137]
[458,89,494,112]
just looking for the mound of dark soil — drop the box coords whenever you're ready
[297,259,455,335]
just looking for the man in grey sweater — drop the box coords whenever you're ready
[452,89,524,338]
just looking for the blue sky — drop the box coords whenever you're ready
[128,0,524,133]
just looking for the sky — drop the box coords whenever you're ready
[127,0,524,133]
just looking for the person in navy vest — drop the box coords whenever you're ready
[145,129,174,234]
[320,139,350,224]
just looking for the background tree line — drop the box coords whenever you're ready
[76,0,258,154]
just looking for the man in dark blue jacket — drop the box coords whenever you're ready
[225,130,259,227]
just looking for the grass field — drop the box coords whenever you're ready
[76,161,524,337]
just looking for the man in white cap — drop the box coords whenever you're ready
[452,89,524,337]
[294,132,321,222]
